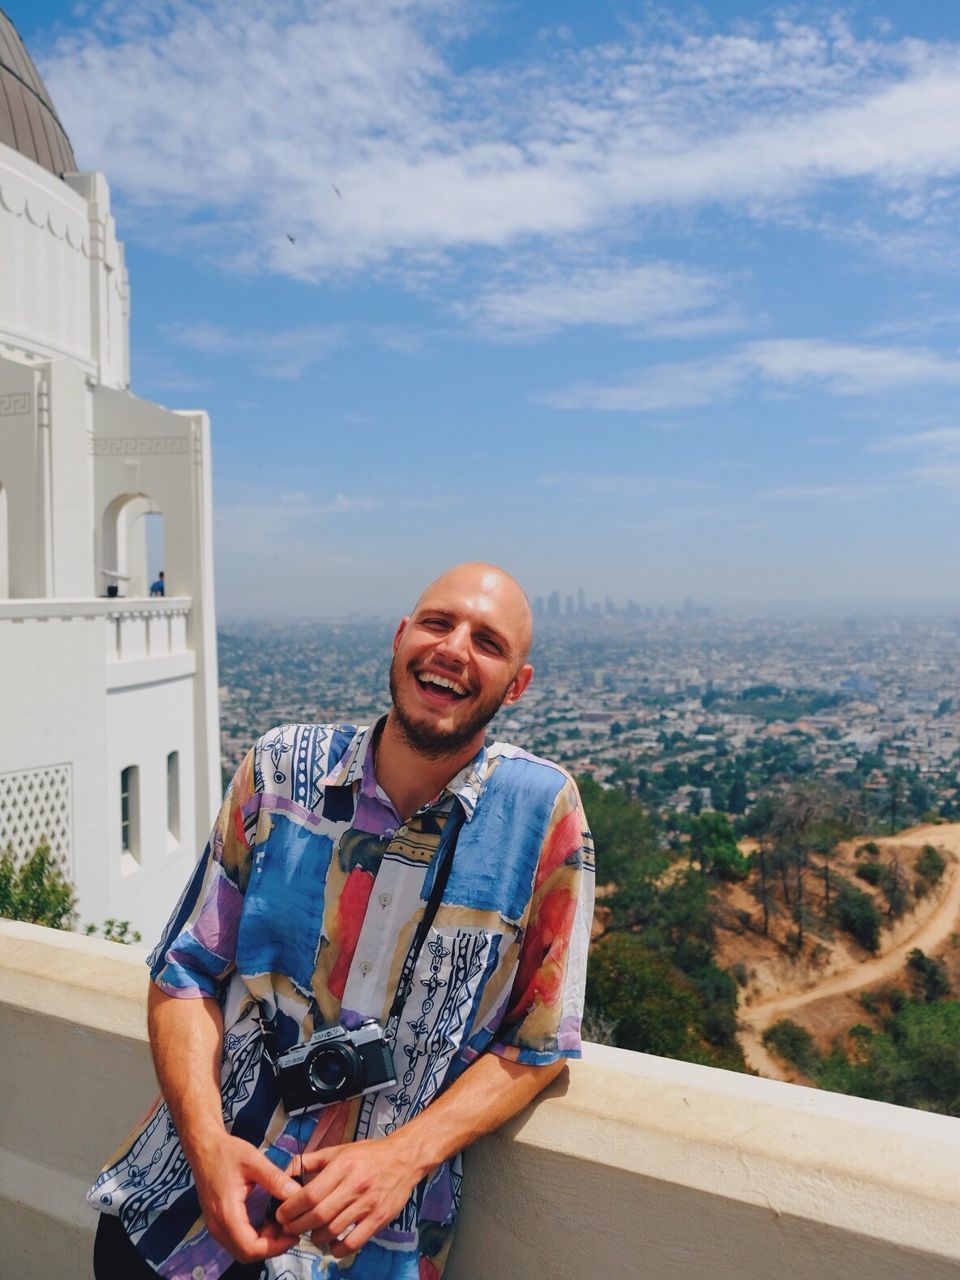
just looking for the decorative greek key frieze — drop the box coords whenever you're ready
[0,392,31,417]
[92,436,189,456]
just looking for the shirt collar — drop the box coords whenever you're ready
[319,718,488,821]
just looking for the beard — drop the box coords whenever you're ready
[388,655,507,759]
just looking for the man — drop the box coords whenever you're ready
[89,563,595,1280]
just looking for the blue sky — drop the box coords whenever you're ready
[13,1,960,616]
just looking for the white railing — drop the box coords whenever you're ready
[0,596,190,662]
[2,920,960,1280]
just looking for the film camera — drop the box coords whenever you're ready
[275,1019,397,1116]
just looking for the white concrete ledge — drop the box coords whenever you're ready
[0,596,190,620]
[3,920,960,1280]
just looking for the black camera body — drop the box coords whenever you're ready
[275,1019,397,1116]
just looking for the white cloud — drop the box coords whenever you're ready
[542,339,960,412]
[744,339,960,394]
[535,471,708,498]
[461,262,727,337]
[869,427,960,452]
[327,493,382,513]
[907,463,960,494]
[867,426,960,496]
[165,322,344,378]
[38,5,960,280]
[762,483,882,500]
[539,354,746,412]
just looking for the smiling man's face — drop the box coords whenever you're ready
[388,563,533,760]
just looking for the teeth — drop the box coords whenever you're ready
[419,673,467,696]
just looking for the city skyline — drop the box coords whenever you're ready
[14,1,960,616]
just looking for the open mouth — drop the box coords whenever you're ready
[415,672,469,702]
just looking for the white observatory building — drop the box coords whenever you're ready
[0,11,220,940]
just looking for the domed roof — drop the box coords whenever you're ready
[0,9,76,177]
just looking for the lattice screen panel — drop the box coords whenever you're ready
[0,764,72,868]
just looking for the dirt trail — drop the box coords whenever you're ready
[739,824,960,1078]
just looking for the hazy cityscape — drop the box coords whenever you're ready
[219,611,960,820]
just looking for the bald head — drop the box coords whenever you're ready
[411,562,533,667]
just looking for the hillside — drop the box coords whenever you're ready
[712,823,960,1082]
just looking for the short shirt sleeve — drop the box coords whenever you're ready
[148,748,259,998]
[489,774,595,1065]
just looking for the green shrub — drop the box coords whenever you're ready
[834,879,882,953]
[916,845,946,886]
[0,844,76,930]
[587,935,719,1064]
[855,862,884,886]
[84,918,142,945]
[907,948,950,1002]
[762,1019,821,1075]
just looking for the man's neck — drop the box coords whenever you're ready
[374,711,481,822]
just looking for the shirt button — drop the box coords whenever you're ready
[359,961,371,976]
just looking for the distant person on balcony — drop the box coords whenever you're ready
[150,570,165,597]
[88,561,595,1280]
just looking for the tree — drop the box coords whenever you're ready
[688,812,747,881]
[0,842,139,942]
[819,999,960,1115]
[889,770,905,834]
[834,879,882,953]
[586,934,723,1065]
[0,843,76,930]
[726,771,748,815]
[907,948,950,1002]
[916,844,946,886]
[578,776,666,940]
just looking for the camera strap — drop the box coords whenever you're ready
[257,800,467,1065]
[385,801,466,1035]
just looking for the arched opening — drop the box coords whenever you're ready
[0,482,8,598]
[100,493,165,597]
[144,510,166,598]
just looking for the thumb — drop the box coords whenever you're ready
[245,1149,301,1200]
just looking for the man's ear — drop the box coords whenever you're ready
[503,663,533,707]
[392,617,409,654]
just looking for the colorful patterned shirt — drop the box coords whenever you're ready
[88,722,595,1280]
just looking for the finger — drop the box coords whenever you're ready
[212,1210,274,1263]
[259,1218,301,1256]
[278,1180,359,1238]
[212,1177,296,1261]
[326,1203,371,1243]
[275,1164,349,1230]
[329,1220,371,1258]
[312,1217,365,1256]
[295,1147,339,1176]
[243,1150,301,1202]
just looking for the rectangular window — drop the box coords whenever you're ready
[167,751,180,846]
[120,765,139,873]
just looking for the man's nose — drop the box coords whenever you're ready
[435,622,470,663]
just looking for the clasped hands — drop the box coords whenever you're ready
[194,1132,423,1265]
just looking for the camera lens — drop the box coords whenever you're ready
[306,1043,358,1100]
